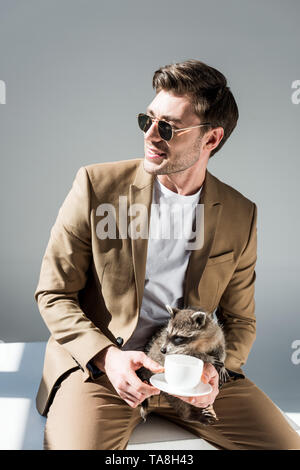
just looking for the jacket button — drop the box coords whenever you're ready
[116,337,124,347]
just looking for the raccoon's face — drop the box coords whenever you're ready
[160,305,213,355]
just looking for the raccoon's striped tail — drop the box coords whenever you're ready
[140,398,149,422]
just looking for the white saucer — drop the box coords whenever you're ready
[150,373,212,397]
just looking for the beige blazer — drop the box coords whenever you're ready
[34,158,257,416]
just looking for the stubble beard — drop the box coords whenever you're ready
[143,136,202,176]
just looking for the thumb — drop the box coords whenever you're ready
[201,371,209,384]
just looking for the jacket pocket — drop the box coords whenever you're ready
[206,250,234,266]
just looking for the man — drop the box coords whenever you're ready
[35,60,300,450]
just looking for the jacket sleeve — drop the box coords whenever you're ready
[34,166,115,380]
[216,202,258,376]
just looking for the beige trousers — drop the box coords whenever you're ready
[43,368,300,450]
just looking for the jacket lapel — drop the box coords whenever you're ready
[129,160,154,312]
[183,169,223,307]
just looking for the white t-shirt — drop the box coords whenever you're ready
[122,176,202,351]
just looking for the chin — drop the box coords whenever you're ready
[143,158,163,174]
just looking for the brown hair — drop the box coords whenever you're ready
[152,59,239,158]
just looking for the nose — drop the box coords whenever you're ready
[160,347,167,354]
[145,119,162,142]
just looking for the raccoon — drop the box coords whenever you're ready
[137,305,230,425]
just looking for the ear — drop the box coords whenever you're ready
[203,127,224,153]
[165,304,180,317]
[191,311,206,327]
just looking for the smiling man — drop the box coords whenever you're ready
[34,60,300,450]
[143,91,222,191]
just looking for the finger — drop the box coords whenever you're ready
[212,372,219,387]
[141,354,165,374]
[125,381,160,402]
[201,372,209,384]
[123,382,145,401]
[127,370,161,396]
[121,382,156,407]
[173,392,214,404]
[123,397,139,408]
[173,395,209,407]
[190,398,213,407]
[131,352,164,373]
[187,396,215,407]
[120,390,141,408]
[201,363,214,383]
[206,374,219,394]
[142,378,160,393]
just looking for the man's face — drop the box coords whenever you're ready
[143,90,206,175]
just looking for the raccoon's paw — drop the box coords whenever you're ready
[187,404,218,425]
[201,404,218,424]
[219,367,230,388]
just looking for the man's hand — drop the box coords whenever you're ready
[173,362,219,408]
[93,346,164,408]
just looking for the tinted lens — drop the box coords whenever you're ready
[158,121,172,141]
[138,113,173,141]
[138,113,152,132]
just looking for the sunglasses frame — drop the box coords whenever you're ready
[138,113,211,141]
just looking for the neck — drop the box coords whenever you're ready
[157,163,207,196]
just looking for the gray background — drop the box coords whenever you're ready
[0,0,299,411]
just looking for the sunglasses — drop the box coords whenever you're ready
[137,113,211,142]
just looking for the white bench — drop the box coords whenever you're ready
[0,342,299,450]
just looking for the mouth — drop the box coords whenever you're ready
[146,147,167,159]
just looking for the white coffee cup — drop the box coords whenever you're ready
[164,354,204,390]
